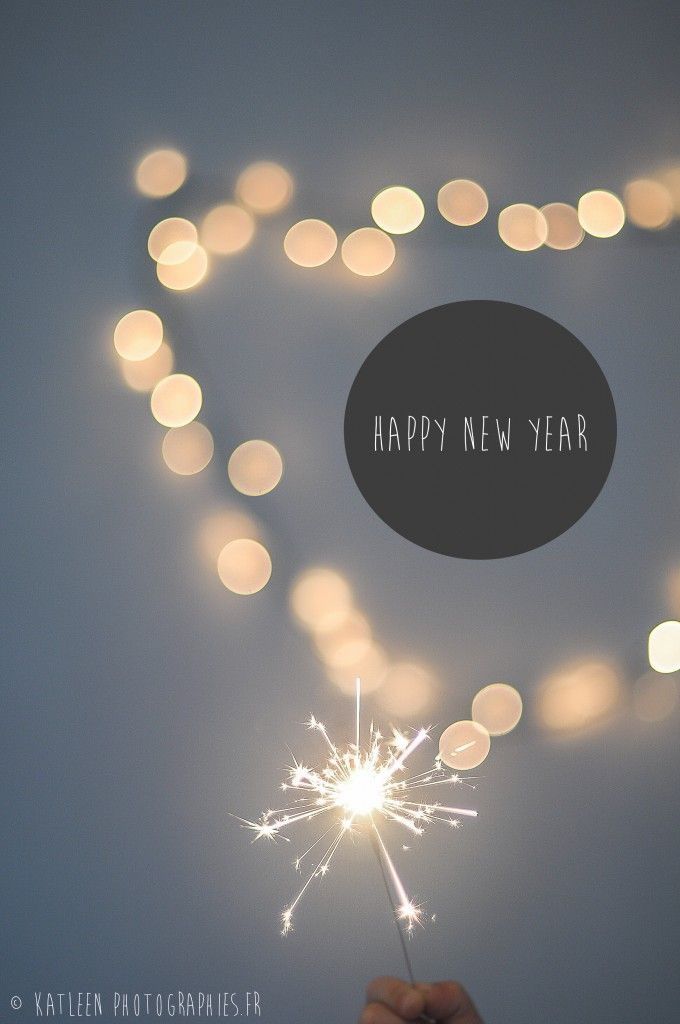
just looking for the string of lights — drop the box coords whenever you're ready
[111,146,680,771]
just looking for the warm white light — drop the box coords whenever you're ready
[135,148,187,198]
[235,161,294,214]
[114,309,163,361]
[327,644,388,695]
[577,190,625,238]
[541,203,585,250]
[284,219,338,267]
[379,663,437,717]
[624,179,674,230]
[437,179,488,226]
[371,186,424,235]
[147,217,198,263]
[341,227,395,276]
[498,204,548,251]
[315,610,372,668]
[439,720,491,770]
[471,683,523,736]
[156,245,208,290]
[161,422,214,475]
[150,373,202,427]
[228,440,283,496]
[336,766,386,816]
[196,508,261,567]
[536,660,620,733]
[201,204,255,255]
[289,567,353,633]
[120,342,174,392]
[217,538,272,595]
[648,620,680,673]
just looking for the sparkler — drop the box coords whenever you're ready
[233,679,478,970]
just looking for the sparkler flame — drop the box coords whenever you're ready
[234,680,477,936]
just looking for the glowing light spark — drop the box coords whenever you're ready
[234,679,477,936]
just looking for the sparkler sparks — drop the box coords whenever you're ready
[234,680,477,937]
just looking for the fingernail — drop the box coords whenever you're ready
[401,990,423,1018]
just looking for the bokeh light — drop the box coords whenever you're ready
[439,720,491,771]
[327,643,388,696]
[161,422,214,476]
[648,620,680,673]
[315,610,372,668]
[437,179,488,226]
[235,161,293,214]
[113,309,163,361]
[147,217,198,263]
[289,567,353,633]
[135,148,187,198]
[196,508,261,567]
[201,204,255,255]
[624,178,674,230]
[378,663,437,718]
[536,660,621,734]
[471,683,523,736]
[150,373,202,427]
[371,186,425,234]
[120,341,175,392]
[217,538,272,595]
[156,244,208,290]
[341,227,395,276]
[577,190,625,237]
[659,166,680,215]
[283,219,338,267]
[228,440,283,496]
[498,204,548,251]
[633,671,679,722]
[541,202,584,250]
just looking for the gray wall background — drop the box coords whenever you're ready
[2,2,679,1022]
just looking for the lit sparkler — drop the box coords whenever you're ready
[233,679,477,940]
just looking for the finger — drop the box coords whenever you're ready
[366,977,425,1020]
[360,1002,408,1024]
[416,981,481,1022]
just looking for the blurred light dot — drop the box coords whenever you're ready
[658,166,680,215]
[471,683,523,736]
[437,179,488,226]
[536,660,620,733]
[371,186,424,234]
[284,219,338,267]
[498,204,547,251]
[201,204,255,255]
[147,218,198,263]
[114,309,163,362]
[341,227,395,276]
[378,663,437,718]
[648,620,680,673]
[161,422,214,476]
[327,644,388,696]
[196,508,261,567]
[150,373,202,427]
[289,568,353,633]
[228,440,283,496]
[135,148,187,198]
[439,720,491,771]
[217,538,272,595]
[156,245,208,290]
[315,610,372,668]
[541,203,584,250]
[120,341,175,392]
[624,178,674,230]
[633,671,679,722]
[235,161,293,214]
[577,190,625,238]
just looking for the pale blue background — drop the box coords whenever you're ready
[2,2,679,1022]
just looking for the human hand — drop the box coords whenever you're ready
[360,976,483,1024]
